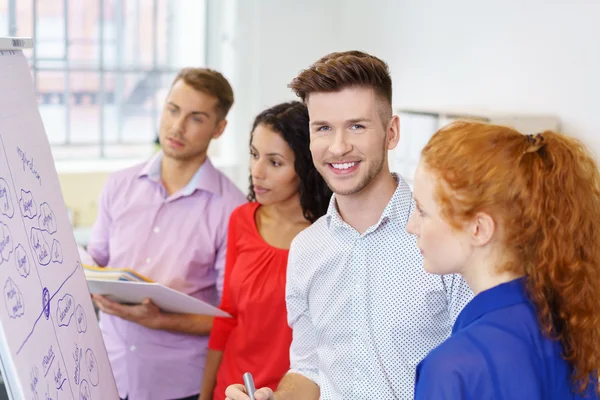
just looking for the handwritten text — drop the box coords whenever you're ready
[17,146,42,186]
[42,346,55,377]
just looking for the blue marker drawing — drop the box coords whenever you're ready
[17,263,79,355]
[75,305,87,333]
[15,243,30,277]
[42,287,50,320]
[51,239,63,264]
[53,362,67,391]
[0,221,13,263]
[0,178,14,218]
[73,343,82,385]
[4,277,24,318]
[19,189,37,219]
[56,293,75,327]
[44,383,57,400]
[85,349,99,387]
[16,146,42,186]
[41,345,56,378]
[38,203,57,234]
[79,379,91,400]
[30,365,40,400]
[31,228,50,266]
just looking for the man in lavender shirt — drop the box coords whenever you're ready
[88,68,246,400]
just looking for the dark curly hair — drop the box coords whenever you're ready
[247,101,332,223]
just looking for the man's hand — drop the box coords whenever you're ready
[225,384,274,400]
[92,294,162,330]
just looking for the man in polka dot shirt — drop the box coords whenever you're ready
[225,51,473,400]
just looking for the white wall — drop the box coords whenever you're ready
[211,0,600,190]
[339,0,600,153]
[208,0,346,188]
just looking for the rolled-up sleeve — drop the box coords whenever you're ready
[285,241,320,386]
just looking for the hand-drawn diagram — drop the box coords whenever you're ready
[0,178,14,218]
[19,189,37,219]
[0,220,13,263]
[51,239,63,264]
[85,348,99,387]
[56,293,75,328]
[39,203,57,234]
[0,53,119,400]
[31,227,51,266]
[75,304,87,333]
[15,243,29,277]
[4,277,24,318]
[79,379,91,400]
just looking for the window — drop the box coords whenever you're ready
[0,0,208,161]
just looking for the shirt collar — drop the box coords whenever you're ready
[453,277,528,334]
[326,173,414,233]
[138,151,223,197]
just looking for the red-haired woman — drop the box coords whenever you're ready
[407,121,600,399]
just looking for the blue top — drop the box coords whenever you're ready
[414,278,598,400]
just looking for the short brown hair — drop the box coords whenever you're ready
[172,67,234,120]
[288,50,392,109]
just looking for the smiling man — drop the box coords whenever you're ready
[225,51,473,400]
[87,68,245,400]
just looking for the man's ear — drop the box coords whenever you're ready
[386,115,400,151]
[212,119,228,139]
[469,212,496,247]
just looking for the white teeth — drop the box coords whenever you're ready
[331,162,357,170]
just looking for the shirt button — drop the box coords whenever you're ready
[145,257,151,264]
[153,226,160,234]
[130,345,136,351]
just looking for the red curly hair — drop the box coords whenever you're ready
[421,121,600,393]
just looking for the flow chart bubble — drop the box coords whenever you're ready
[31,228,50,266]
[56,294,75,327]
[0,221,13,263]
[5,277,24,318]
[15,244,30,277]
[85,349,99,386]
[19,189,37,219]
[39,203,57,234]
[79,379,91,400]
[0,178,14,218]
[75,305,87,333]
[51,239,63,264]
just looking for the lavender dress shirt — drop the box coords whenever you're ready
[87,152,245,399]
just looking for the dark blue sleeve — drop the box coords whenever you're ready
[414,357,471,400]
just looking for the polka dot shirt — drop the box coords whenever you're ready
[286,174,473,399]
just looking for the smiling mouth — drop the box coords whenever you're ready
[329,161,359,170]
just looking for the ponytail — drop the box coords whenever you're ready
[421,121,600,393]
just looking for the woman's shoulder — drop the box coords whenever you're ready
[230,201,259,221]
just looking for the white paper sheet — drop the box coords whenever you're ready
[0,49,118,399]
[87,280,231,317]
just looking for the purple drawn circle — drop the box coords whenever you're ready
[42,287,50,319]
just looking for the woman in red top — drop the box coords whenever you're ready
[200,101,332,400]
